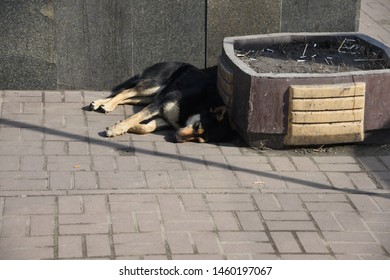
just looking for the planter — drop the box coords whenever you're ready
[218,32,390,148]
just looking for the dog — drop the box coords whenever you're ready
[90,62,235,143]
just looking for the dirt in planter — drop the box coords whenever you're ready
[235,37,390,74]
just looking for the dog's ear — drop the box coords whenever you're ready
[212,106,227,122]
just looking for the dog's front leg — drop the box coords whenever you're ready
[105,105,158,137]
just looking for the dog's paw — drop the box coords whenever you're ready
[105,122,128,137]
[100,104,115,113]
[89,101,100,111]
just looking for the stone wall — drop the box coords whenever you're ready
[0,0,361,90]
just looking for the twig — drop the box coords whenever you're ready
[338,38,347,52]
[302,44,308,57]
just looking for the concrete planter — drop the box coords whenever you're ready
[218,32,390,148]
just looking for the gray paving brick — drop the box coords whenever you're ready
[86,235,111,258]
[145,171,170,188]
[280,172,332,190]
[30,215,55,236]
[0,156,20,170]
[0,236,53,260]
[323,232,376,242]
[262,211,310,221]
[98,171,146,189]
[59,214,109,235]
[349,173,379,190]
[167,170,194,189]
[58,196,83,214]
[111,212,136,233]
[192,232,221,254]
[269,156,296,171]
[253,194,281,211]
[296,232,329,253]
[311,212,342,231]
[181,194,208,211]
[358,156,388,171]
[68,141,89,155]
[166,232,194,254]
[137,213,161,232]
[113,233,166,256]
[211,212,240,231]
[372,172,390,190]
[326,172,355,189]
[348,194,382,212]
[49,171,73,190]
[109,194,158,213]
[236,211,264,230]
[329,243,384,255]
[21,155,45,170]
[191,170,239,189]
[266,221,316,231]
[58,236,83,259]
[0,141,42,155]
[379,156,390,169]
[4,197,55,215]
[47,156,91,171]
[206,194,255,211]
[1,215,29,237]
[92,156,117,171]
[116,156,139,171]
[276,194,305,210]
[74,171,98,189]
[163,211,213,232]
[291,157,319,171]
[271,232,301,253]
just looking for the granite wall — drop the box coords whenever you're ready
[0,0,361,90]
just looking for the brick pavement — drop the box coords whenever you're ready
[0,0,390,260]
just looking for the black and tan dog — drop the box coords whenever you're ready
[90,62,235,143]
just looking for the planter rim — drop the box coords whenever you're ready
[223,32,390,78]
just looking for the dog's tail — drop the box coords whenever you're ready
[111,74,141,96]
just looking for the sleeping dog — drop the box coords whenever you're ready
[90,62,235,143]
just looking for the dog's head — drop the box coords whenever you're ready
[175,106,235,143]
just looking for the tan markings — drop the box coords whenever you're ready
[106,106,159,137]
[90,97,112,110]
[100,89,138,112]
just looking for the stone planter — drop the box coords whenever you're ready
[218,32,390,148]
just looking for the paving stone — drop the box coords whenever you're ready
[4,197,55,215]
[211,212,240,231]
[21,155,45,170]
[109,194,158,213]
[58,236,83,259]
[30,215,55,236]
[291,157,319,171]
[192,232,221,254]
[296,232,329,253]
[86,235,111,258]
[166,232,194,254]
[98,171,146,189]
[191,170,239,189]
[236,212,264,230]
[74,171,98,189]
[269,156,296,171]
[358,156,388,171]
[271,232,301,253]
[49,171,73,190]
[0,156,20,170]
[59,214,109,235]
[113,233,166,256]
[348,194,382,212]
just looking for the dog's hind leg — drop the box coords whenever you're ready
[105,104,160,137]
[99,80,162,113]
[118,96,155,106]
